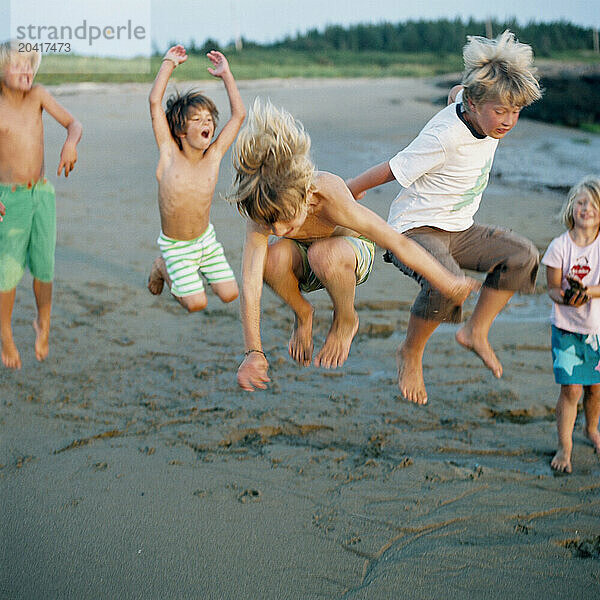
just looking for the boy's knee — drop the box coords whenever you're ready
[490,239,539,291]
[222,291,239,304]
[308,241,353,280]
[508,239,539,272]
[180,295,208,312]
[218,285,239,304]
[264,240,296,282]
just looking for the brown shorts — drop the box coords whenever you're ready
[385,224,539,323]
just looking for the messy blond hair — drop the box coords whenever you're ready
[0,40,41,79]
[462,30,541,109]
[230,98,314,224]
[560,175,600,230]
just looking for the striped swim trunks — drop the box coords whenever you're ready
[293,235,375,294]
[157,223,236,297]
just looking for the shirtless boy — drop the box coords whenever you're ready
[231,100,479,392]
[147,45,245,311]
[0,41,82,369]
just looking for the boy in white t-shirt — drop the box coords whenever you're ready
[347,31,542,404]
[542,176,600,473]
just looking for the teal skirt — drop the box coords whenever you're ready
[551,325,600,385]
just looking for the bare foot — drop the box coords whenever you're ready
[396,344,427,405]
[583,426,600,454]
[289,309,314,366]
[550,447,572,473]
[456,326,502,378]
[314,312,359,368]
[147,257,165,295]
[33,320,49,362]
[1,336,22,369]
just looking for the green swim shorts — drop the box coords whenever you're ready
[0,179,56,291]
[293,235,375,293]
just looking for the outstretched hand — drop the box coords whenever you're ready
[207,50,230,78]
[237,352,270,392]
[164,44,188,66]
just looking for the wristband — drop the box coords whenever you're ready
[162,57,177,67]
[244,349,266,358]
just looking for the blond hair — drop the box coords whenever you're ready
[462,30,541,109]
[230,98,314,224]
[0,40,41,80]
[560,175,600,230]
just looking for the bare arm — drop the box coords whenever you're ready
[546,265,565,304]
[323,173,479,304]
[205,51,246,158]
[38,86,82,177]
[346,161,395,200]
[149,45,187,149]
[237,220,271,391]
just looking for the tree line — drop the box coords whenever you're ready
[188,18,597,57]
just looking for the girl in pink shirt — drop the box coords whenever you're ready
[542,176,600,473]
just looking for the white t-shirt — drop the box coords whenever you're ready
[541,230,600,335]
[387,91,499,233]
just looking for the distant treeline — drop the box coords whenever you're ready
[186,19,597,57]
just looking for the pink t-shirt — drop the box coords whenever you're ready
[542,230,600,334]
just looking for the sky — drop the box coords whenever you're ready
[1,0,599,57]
[153,0,598,48]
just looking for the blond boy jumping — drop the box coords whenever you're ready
[147,45,245,311]
[347,31,542,404]
[231,100,480,392]
[0,41,82,369]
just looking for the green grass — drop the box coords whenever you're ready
[34,48,598,85]
[580,123,600,134]
[35,50,465,83]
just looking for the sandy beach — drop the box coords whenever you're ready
[1,77,600,598]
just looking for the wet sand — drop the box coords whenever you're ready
[1,78,600,598]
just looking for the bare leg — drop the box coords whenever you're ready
[211,279,239,304]
[32,279,52,362]
[148,256,166,295]
[148,257,207,312]
[583,385,600,454]
[397,314,440,405]
[551,384,581,473]
[456,287,513,378]
[0,288,21,369]
[263,239,314,366]
[310,239,359,369]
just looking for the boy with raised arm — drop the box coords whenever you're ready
[347,31,542,404]
[147,45,245,311]
[231,100,479,392]
[0,41,82,369]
